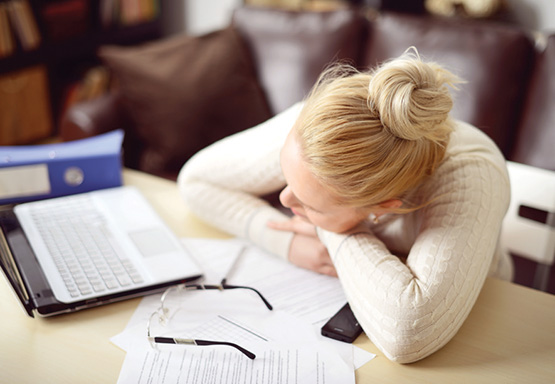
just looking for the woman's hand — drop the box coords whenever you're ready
[267,216,337,277]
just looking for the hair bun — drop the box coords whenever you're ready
[368,49,461,142]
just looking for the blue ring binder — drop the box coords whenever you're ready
[0,130,124,205]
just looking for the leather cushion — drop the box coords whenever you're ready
[512,35,555,171]
[233,6,365,115]
[99,26,272,177]
[362,12,535,158]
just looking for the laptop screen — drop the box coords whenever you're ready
[0,206,34,317]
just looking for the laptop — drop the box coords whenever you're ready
[0,186,203,317]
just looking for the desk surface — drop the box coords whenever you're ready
[1,169,554,384]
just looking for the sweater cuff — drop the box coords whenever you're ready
[245,206,294,260]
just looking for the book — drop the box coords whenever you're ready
[0,3,15,57]
[6,0,40,51]
[0,66,53,145]
[41,0,89,41]
[100,0,160,27]
[99,0,116,27]
[58,66,111,125]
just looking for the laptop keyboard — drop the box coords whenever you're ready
[28,195,145,298]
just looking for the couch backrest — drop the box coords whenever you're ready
[512,34,555,171]
[361,12,536,159]
[233,6,366,115]
[234,6,543,163]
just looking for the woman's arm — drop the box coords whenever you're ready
[177,103,303,259]
[317,156,510,363]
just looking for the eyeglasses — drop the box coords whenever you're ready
[147,278,273,360]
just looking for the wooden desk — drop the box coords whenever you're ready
[1,169,554,383]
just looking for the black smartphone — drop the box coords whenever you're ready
[321,302,362,343]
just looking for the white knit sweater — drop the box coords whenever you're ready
[178,102,513,363]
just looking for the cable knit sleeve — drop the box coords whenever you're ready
[317,153,510,363]
[177,103,304,259]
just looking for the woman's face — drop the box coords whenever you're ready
[279,129,371,233]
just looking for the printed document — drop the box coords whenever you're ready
[113,238,375,383]
[118,342,354,384]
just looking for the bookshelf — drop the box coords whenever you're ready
[0,0,165,145]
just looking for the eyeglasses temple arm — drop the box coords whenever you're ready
[152,337,256,359]
[222,284,273,310]
[191,283,273,311]
[195,339,256,360]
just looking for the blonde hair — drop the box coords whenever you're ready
[295,49,463,211]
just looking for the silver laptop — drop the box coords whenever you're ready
[0,186,203,317]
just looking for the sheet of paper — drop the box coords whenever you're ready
[122,238,346,332]
[117,341,355,384]
[111,309,372,372]
[111,289,321,353]
[181,237,245,283]
[222,240,348,325]
[112,237,375,384]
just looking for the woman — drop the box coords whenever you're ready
[177,50,513,363]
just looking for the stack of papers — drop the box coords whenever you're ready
[112,238,375,384]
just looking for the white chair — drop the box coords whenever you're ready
[501,161,555,291]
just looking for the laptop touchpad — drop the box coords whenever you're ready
[128,228,179,257]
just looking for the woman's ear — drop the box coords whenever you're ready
[379,199,403,210]
[373,199,403,217]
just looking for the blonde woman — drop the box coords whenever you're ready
[177,50,513,363]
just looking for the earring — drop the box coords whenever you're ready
[371,214,379,224]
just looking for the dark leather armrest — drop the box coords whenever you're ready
[59,92,128,141]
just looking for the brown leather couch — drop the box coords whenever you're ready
[61,5,555,178]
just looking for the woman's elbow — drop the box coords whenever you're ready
[365,321,453,364]
[378,339,443,364]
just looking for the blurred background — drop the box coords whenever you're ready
[179,0,555,36]
[2,0,553,146]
